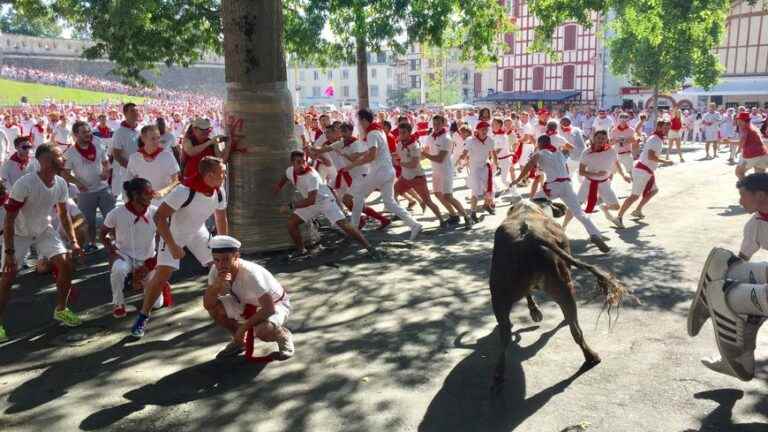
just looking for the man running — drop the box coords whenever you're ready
[614,119,674,228]
[461,121,497,221]
[702,103,723,159]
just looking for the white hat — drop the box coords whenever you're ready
[191,117,212,129]
[209,235,242,252]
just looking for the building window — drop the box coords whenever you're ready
[342,69,349,80]
[564,25,577,51]
[504,32,515,54]
[410,59,419,71]
[313,71,319,81]
[532,67,544,90]
[511,0,520,17]
[411,75,420,89]
[562,65,575,90]
[387,68,393,78]
[503,69,514,91]
[312,86,321,97]
[463,88,470,100]
[370,85,380,98]
[299,71,305,81]
[462,71,470,84]
[371,68,377,79]
[474,72,482,97]
[342,86,350,97]
[377,52,387,63]
[327,71,333,80]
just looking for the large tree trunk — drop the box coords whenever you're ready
[222,0,296,252]
[356,35,369,110]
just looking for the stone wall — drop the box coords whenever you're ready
[0,33,226,95]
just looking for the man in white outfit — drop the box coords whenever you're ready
[345,109,422,241]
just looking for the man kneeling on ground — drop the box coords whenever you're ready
[204,235,295,361]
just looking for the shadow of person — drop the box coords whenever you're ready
[4,324,213,415]
[418,322,590,432]
[79,358,268,430]
[690,389,768,432]
[706,205,747,217]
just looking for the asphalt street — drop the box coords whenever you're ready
[0,141,766,432]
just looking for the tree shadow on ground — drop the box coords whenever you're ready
[418,324,592,432]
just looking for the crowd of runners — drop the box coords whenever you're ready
[0,95,766,378]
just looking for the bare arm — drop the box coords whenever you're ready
[244,293,277,327]
[57,202,80,252]
[344,147,376,170]
[214,208,228,236]
[155,174,180,198]
[293,190,318,209]
[153,203,179,250]
[513,153,539,184]
[113,148,128,168]
[60,170,87,191]
[181,137,215,157]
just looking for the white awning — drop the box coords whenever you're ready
[681,77,768,96]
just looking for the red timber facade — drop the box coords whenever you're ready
[496,0,604,106]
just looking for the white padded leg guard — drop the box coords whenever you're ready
[726,261,768,284]
[726,282,768,316]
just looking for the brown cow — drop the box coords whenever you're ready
[490,199,626,386]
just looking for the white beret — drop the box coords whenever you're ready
[209,235,241,251]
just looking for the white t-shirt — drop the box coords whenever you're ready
[52,124,69,145]
[740,215,768,259]
[464,136,495,167]
[538,148,570,181]
[103,204,158,261]
[2,125,21,147]
[9,172,68,237]
[285,166,333,201]
[702,112,722,132]
[365,129,395,174]
[127,151,180,192]
[112,125,140,159]
[424,130,454,172]
[159,132,176,150]
[593,116,614,133]
[51,198,82,238]
[580,148,618,181]
[30,125,46,148]
[396,141,425,180]
[491,132,510,157]
[638,134,664,171]
[163,184,227,243]
[208,259,287,306]
[64,143,109,192]
[611,126,635,154]
[0,156,32,188]
[329,139,369,178]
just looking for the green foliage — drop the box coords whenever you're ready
[422,44,462,105]
[527,0,732,92]
[0,6,61,37]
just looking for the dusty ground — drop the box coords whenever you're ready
[0,142,766,432]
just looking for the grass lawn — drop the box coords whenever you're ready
[0,78,146,106]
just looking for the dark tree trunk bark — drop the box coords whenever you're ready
[356,35,369,110]
[222,0,296,252]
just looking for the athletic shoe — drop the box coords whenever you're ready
[83,244,99,255]
[288,250,310,261]
[688,247,734,337]
[0,325,7,342]
[53,308,82,327]
[367,248,383,261]
[613,217,625,229]
[604,213,621,227]
[630,209,645,219]
[464,215,473,229]
[113,305,127,318]
[484,205,496,216]
[470,212,480,223]
[589,235,611,253]
[704,279,764,381]
[131,313,150,338]
[447,215,460,225]
[216,341,244,359]
[409,224,423,241]
[273,329,295,361]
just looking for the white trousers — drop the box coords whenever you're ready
[111,255,162,308]
[498,157,513,188]
[350,168,418,229]
[546,181,601,237]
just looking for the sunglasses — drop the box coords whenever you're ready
[19,145,32,150]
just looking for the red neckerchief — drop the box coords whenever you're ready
[758,212,768,222]
[343,136,357,147]
[312,128,323,140]
[540,144,558,152]
[400,134,419,148]
[75,142,97,162]
[545,129,557,136]
[474,134,489,145]
[616,123,629,131]
[0,193,8,206]
[365,123,383,133]
[120,121,137,130]
[591,144,608,153]
[139,146,163,161]
[431,128,447,139]
[97,125,112,137]
[653,131,666,139]
[187,174,216,197]
[33,124,44,133]
[292,163,312,184]
[561,126,572,133]
[492,130,506,136]
[416,121,429,131]
[9,153,29,171]
[125,201,150,224]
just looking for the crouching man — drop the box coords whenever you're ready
[203,235,295,361]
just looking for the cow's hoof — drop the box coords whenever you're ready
[491,377,504,394]
[529,307,543,323]
[582,354,602,370]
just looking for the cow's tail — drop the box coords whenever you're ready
[535,238,632,311]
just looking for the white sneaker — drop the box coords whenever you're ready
[273,329,295,361]
[688,247,735,337]
[409,224,423,241]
